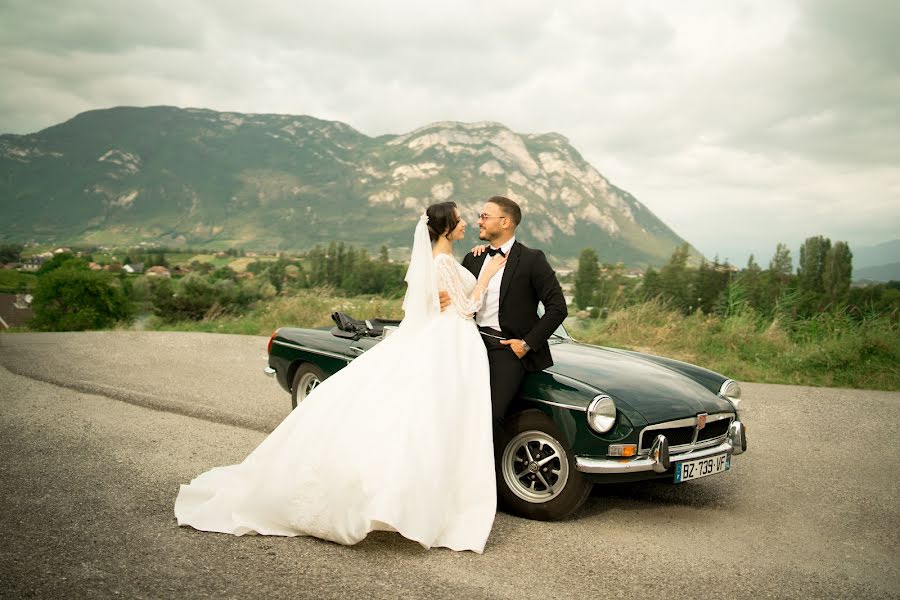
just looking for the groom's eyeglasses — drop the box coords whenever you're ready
[477,213,506,221]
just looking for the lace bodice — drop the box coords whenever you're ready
[434,253,486,319]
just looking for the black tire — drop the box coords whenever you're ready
[496,409,592,521]
[291,363,326,409]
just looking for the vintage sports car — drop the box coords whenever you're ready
[265,312,747,521]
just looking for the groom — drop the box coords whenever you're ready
[445,196,568,426]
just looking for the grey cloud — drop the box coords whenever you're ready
[0,0,203,54]
[0,0,896,262]
[715,0,900,166]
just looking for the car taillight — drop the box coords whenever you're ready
[267,329,279,355]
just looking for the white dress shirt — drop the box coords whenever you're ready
[475,237,516,331]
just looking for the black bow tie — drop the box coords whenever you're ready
[487,247,506,257]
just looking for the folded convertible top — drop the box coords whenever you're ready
[331,311,401,338]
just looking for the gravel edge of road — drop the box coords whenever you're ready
[0,361,271,434]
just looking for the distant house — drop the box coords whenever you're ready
[123,262,144,274]
[20,256,47,272]
[145,266,171,278]
[88,262,103,271]
[53,247,71,255]
[0,293,33,329]
[172,265,191,276]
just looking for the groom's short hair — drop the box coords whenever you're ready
[487,196,521,227]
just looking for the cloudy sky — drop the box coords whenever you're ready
[1,0,897,265]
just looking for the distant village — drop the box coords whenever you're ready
[1,244,272,329]
[1,242,673,330]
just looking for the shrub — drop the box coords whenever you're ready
[30,265,132,331]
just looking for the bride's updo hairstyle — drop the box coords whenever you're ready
[426,202,460,242]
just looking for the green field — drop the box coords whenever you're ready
[0,270,37,292]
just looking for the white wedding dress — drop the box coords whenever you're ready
[174,218,496,553]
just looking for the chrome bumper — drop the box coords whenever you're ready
[263,366,276,377]
[575,421,747,475]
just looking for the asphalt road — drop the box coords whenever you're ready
[1,331,898,599]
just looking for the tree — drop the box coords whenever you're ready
[30,266,132,331]
[593,262,631,313]
[823,241,853,301]
[764,242,794,307]
[798,236,831,293]
[769,243,793,281]
[0,243,23,263]
[740,254,766,313]
[694,258,728,314]
[306,246,328,287]
[574,248,599,309]
[211,265,237,282]
[658,243,692,312]
[150,273,225,321]
[151,252,169,268]
[36,252,81,275]
[641,267,660,300]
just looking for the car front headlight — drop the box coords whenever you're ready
[720,379,742,400]
[587,395,616,433]
[719,379,743,416]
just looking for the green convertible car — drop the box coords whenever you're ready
[265,312,747,521]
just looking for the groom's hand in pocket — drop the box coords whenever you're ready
[501,339,530,358]
[439,290,451,311]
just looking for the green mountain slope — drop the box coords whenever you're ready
[855,262,900,283]
[1,106,698,266]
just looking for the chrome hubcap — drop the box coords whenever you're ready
[296,373,320,402]
[502,430,569,503]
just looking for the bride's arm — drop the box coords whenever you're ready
[435,256,498,316]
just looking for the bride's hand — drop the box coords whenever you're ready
[471,244,490,257]
[482,254,508,278]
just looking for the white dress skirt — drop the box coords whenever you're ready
[174,255,496,553]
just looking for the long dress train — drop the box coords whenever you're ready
[174,250,496,553]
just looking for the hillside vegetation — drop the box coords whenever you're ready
[0,106,694,267]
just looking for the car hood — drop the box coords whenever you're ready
[546,341,734,424]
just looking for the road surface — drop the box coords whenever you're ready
[1,331,898,598]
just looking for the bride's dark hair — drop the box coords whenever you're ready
[426,202,460,242]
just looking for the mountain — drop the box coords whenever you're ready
[851,239,900,270]
[0,106,696,266]
[854,262,900,283]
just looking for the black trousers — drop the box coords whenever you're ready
[479,328,527,427]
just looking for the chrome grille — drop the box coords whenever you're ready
[639,413,734,455]
[698,418,730,442]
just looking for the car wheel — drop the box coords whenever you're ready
[497,409,592,521]
[291,363,325,409]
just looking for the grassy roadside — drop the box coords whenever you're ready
[569,299,900,391]
[136,294,899,391]
[138,289,405,336]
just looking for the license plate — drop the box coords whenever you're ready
[674,453,731,483]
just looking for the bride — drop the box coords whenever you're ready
[174,201,508,553]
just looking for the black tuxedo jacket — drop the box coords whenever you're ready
[462,241,568,372]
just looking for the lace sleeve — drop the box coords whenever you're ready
[435,255,486,318]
